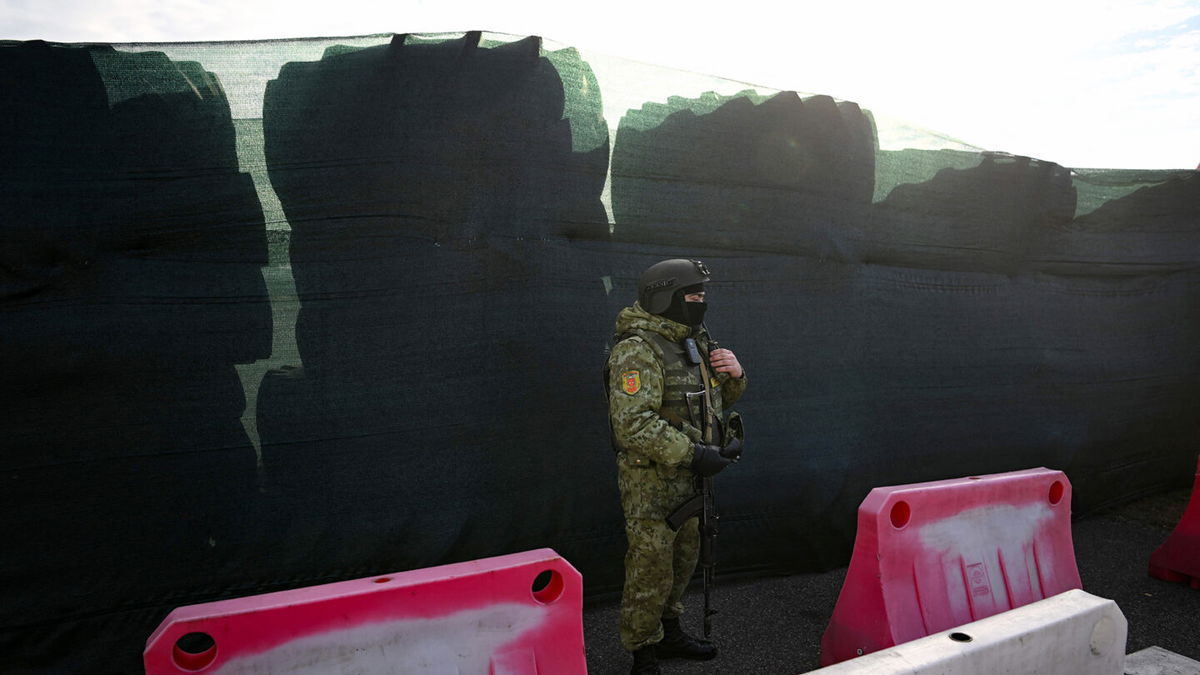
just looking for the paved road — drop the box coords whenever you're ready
[583,487,1200,674]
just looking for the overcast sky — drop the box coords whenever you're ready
[4,0,1197,169]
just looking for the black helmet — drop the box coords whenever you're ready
[638,258,711,314]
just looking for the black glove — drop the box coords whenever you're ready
[720,436,743,462]
[690,442,734,477]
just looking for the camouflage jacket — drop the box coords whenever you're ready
[606,302,747,519]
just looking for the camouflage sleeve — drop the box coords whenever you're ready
[721,371,747,408]
[607,337,694,467]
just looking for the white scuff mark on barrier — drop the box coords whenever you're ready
[919,503,1053,555]
[213,602,547,674]
[919,502,1059,614]
[602,276,613,295]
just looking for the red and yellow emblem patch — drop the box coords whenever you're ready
[622,370,641,395]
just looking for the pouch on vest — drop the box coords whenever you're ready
[726,411,745,448]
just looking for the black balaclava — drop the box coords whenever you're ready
[659,283,707,328]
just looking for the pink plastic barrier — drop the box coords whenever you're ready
[819,467,1081,666]
[1149,455,1200,589]
[144,548,585,674]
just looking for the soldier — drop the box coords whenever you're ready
[606,258,747,675]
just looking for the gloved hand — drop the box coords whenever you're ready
[720,436,743,461]
[690,442,734,477]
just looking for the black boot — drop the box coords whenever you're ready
[629,644,660,674]
[657,616,718,660]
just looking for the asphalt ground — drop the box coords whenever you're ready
[582,487,1200,674]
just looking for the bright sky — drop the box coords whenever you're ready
[3,0,1198,169]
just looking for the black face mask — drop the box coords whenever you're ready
[660,293,707,328]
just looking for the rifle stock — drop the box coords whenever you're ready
[666,493,703,531]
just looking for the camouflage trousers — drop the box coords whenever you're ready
[618,515,700,651]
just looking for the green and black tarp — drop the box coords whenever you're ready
[2,32,1197,672]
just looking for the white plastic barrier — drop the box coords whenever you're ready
[809,589,1126,675]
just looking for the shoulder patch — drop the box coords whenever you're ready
[621,370,641,395]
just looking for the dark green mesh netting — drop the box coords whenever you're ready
[2,32,1197,672]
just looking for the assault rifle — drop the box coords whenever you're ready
[665,335,731,639]
[666,470,719,638]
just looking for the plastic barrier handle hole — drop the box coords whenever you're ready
[173,632,217,671]
[890,500,911,529]
[531,568,565,604]
[949,632,973,643]
[1048,480,1065,505]
[374,576,392,583]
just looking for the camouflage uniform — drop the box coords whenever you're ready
[607,301,747,652]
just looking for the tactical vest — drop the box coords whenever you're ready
[610,328,718,439]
